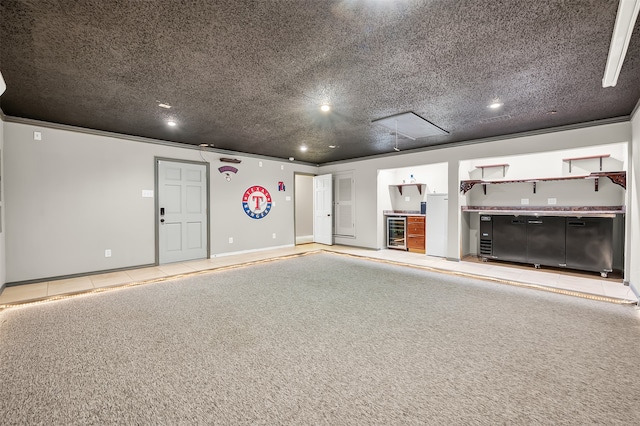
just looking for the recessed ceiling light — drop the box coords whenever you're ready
[167,120,177,127]
[320,104,330,112]
[329,145,337,149]
[300,146,308,152]
[289,157,295,161]
[158,103,172,109]
[199,143,208,147]
[488,102,503,109]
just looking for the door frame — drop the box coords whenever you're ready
[293,172,315,245]
[154,157,211,265]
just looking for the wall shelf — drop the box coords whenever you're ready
[391,183,425,195]
[562,154,609,173]
[475,163,509,178]
[460,171,626,195]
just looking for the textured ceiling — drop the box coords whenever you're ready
[1,0,639,164]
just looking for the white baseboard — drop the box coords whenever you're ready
[211,244,296,259]
[296,235,314,244]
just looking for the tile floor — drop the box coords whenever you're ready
[0,244,637,306]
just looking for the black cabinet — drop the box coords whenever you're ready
[526,216,566,267]
[492,215,527,263]
[480,215,615,277]
[566,217,613,275]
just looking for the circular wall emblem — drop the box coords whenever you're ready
[242,185,272,219]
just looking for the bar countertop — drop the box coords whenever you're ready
[461,205,625,216]
[383,210,425,217]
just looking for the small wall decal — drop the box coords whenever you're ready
[218,165,238,181]
[278,181,285,191]
[242,185,272,219]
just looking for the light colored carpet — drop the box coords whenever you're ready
[1,252,639,424]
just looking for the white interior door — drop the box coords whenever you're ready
[158,160,208,264]
[313,174,333,245]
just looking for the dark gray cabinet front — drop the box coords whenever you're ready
[483,214,615,276]
[565,217,613,274]
[492,215,527,263]
[526,216,566,267]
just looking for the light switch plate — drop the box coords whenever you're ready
[521,198,529,205]
[142,190,154,198]
[228,237,233,244]
[548,198,557,205]
[405,196,411,202]
[285,196,291,201]
[34,131,42,140]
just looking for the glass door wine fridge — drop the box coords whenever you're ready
[387,216,407,250]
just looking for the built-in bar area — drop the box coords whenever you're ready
[459,143,627,278]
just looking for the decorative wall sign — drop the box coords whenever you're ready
[218,165,238,181]
[278,181,285,191]
[242,185,272,219]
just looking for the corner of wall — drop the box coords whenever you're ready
[0,113,6,289]
[627,99,640,298]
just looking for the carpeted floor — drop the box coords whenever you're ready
[1,252,639,424]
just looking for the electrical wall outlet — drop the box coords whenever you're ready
[105,249,112,257]
[272,233,276,239]
[228,237,233,244]
[34,131,42,140]
[259,161,263,167]
[521,198,529,205]
[405,196,410,202]
[548,198,557,205]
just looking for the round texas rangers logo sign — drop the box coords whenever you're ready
[242,186,272,219]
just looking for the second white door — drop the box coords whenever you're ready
[313,174,333,245]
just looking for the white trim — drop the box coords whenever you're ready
[295,235,314,244]
[211,244,296,258]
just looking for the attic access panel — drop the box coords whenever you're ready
[372,112,448,139]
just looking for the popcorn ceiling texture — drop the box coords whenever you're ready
[0,0,639,163]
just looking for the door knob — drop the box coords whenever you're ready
[160,219,165,223]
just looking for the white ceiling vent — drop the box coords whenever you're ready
[372,111,448,139]
[479,114,512,124]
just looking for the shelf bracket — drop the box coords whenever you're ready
[532,181,536,194]
[482,184,487,195]
[594,177,599,192]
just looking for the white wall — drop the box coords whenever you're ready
[3,118,637,287]
[629,109,640,296]
[4,121,317,283]
[319,122,632,265]
[382,163,448,212]
[460,144,628,208]
[0,115,5,288]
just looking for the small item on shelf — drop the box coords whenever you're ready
[410,174,416,183]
